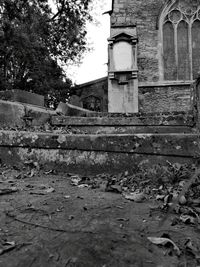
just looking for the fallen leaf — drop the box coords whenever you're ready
[156,195,165,201]
[45,187,55,193]
[147,237,181,256]
[106,184,122,194]
[30,185,55,195]
[71,176,82,186]
[124,171,129,177]
[192,199,200,206]
[180,215,196,224]
[179,195,187,205]
[56,207,64,212]
[164,194,173,205]
[185,239,200,260]
[44,170,54,175]
[29,169,37,178]
[0,241,16,255]
[179,181,186,187]
[78,184,89,189]
[124,192,145,203]
[68,215,74,221]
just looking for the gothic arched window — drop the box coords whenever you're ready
[161,0,200,81]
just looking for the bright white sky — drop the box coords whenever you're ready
[66,1,112,85]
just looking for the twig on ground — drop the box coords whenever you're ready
[5,211,94,234]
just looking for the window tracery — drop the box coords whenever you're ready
[161,0,200,80]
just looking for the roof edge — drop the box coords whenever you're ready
[103,0,114,15]
[75,77,108,89]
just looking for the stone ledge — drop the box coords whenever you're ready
[51,113,194,126]
[0,131,198,174]
[0,131,199,157]
[50,125,192,134]
[0,147,195,175]
[139,80,193,87]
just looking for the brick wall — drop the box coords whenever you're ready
[111,0,165,82]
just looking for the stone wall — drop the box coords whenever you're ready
[139,83,193,113]
[0,99,56,128]
[72,77,193,114]
[0,131,197,174]
[111,0,165,82]
[70,1,195,114]
[70,77,108,112]
[0,89,44,106]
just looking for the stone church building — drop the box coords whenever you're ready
[71,0,198,114]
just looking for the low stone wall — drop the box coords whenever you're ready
[0,89,44,107]
[139,83,193,113]
[0,99,195,132]
[0,131,198,174]
[0,100,56,128]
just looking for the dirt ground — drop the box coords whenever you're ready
[0,169,200,267]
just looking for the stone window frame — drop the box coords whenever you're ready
[159,0,200,82]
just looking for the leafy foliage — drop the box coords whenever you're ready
[0,0,92,105]
[49,0,92,63]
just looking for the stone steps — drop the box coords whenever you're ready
[51,112,195,134]
[0,106,196,174]
[0,131,198,175]
[52,112,194,126]
[56,125,192,134]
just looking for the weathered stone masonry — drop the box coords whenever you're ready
[73,79,192,113]
[111,0,165,82]
[0,0,199,174]
[107,0,195,113]
[139,83,192,113]
[73,1,195,113]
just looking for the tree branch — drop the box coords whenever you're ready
[50,0,66,21]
